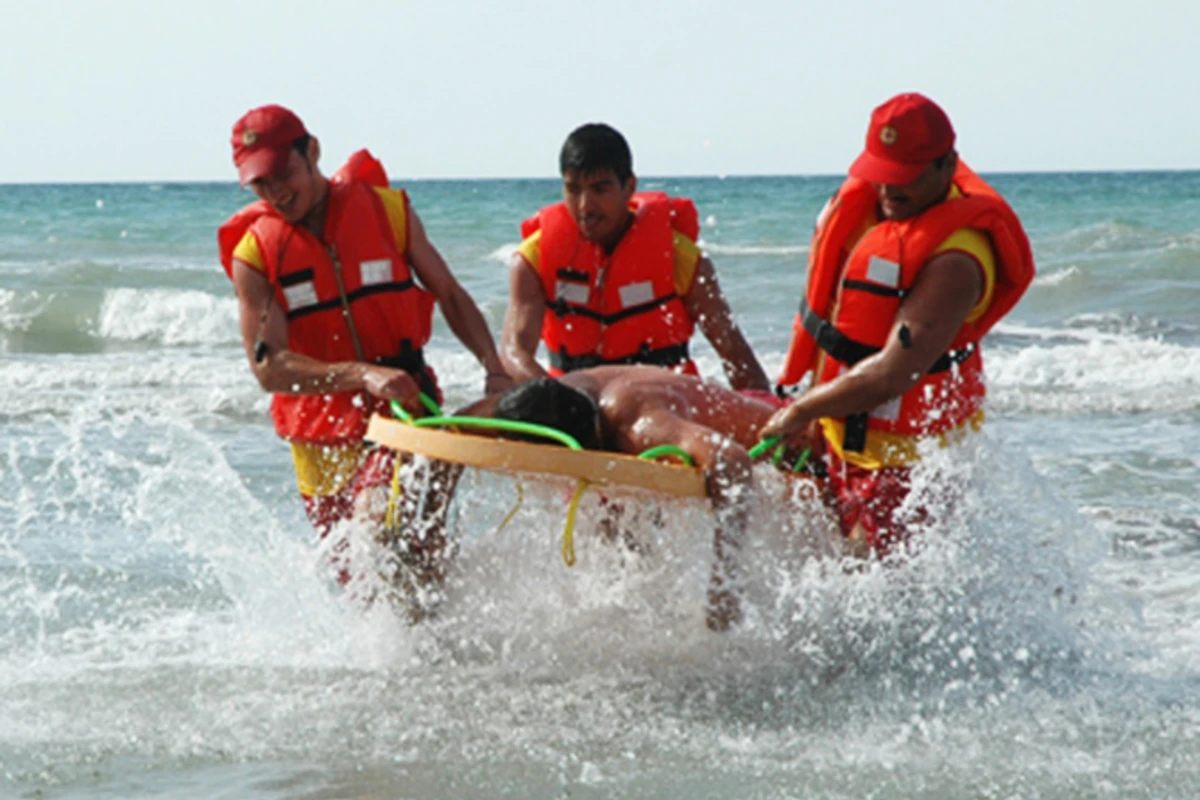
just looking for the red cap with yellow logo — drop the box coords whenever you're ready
[848,93,955,185]
[231,105,308,186]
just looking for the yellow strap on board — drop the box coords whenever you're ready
[561,478,590,567]
[384,451,405,533]
[495,480,525,534]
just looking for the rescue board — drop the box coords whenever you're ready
[366,414,707,498]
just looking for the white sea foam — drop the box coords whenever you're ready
[0,352,266,421]
[0,288,44,333]
[96,288,240,346]
[1033,266,1084,287]
[487,243,519,263]
[700,241,809,257]
[0,408,1116,791]
[988,336,1200,414]
[1041,221,1179,254]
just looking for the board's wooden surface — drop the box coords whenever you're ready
[366,415,707,498]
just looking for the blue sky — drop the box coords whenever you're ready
[1,0,1196,182]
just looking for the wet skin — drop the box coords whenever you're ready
[875,152,956,221]
[248,143,327,229]
[562,167,636,252]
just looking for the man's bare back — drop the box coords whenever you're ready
[556,365,775,459]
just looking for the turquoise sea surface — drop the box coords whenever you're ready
[2,171,1199,798]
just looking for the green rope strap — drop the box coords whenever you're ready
[748,435,811,473]
[413,416,584,450]
[635,444,696,466]
[390,396,585,450]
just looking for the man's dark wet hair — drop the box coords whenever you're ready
[291,133,312,156]
[493,378,602,450]
[559,123,633,185]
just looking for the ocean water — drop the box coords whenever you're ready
[1,171,1198,799]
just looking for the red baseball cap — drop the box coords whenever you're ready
[231,105,308,186]
[848,93,956,185]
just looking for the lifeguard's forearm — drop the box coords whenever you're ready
[500,256,552,382]
[787,348,916,424]
[439,287,506,376]
[252,348,370,395]
[501,347,549,382]
[714,329,770,392]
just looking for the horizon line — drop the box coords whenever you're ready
[2,166,1198,187]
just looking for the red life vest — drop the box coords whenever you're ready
[520,192,699,376]
[779,162,1035,456]
[217,150,436,446]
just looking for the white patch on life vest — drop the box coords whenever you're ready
[870,395,903,422]
[866,256,900,287]
[283,281,319,311]
[556,281,590,306]
[618,281,655,309]
[360,258,392,286]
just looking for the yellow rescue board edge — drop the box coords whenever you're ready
[365,414,707,499]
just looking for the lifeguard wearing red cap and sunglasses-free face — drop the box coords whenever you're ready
[231,105,326,226]
[232,105,308,185]
[875,151,958,221]
[849,93,958,221]
[247,144,327,226]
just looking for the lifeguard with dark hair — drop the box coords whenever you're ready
[501,123,770,391]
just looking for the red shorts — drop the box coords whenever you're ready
[822,448,921,557]
[301,446,399,539]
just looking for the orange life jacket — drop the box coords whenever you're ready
[778,162,1035,455]
[520,192,699,375]
[217,150,436,446]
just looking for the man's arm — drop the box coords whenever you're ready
[500,252,551,382]
[761,251,984,442]
[231,259,424,411]
[682,257,770,392]
[405,209,512,396]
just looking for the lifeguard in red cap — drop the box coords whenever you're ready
[217,105,512,611]
[765,93,1035,557]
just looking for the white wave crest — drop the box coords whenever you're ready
[97,288,240,346]
[992,321,1142,345]
[0,352,267,421]
[487,243,519,263]
[0,288,46,333]
[1041,221,1194,254]
[700,241,809,257]
[988,337,1200,414]
[1033,266,1084,287]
